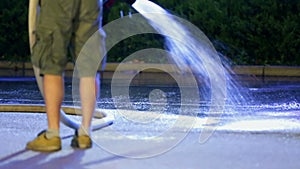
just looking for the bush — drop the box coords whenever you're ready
[0,0,29,61]
[0,0,299,65]
[154,0,300,65]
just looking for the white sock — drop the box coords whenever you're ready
[45,129,60,139]
[78,126,91,136]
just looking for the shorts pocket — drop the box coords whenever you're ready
[31,28,53,69]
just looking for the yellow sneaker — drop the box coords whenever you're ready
[71,130,92,149]
[26,130,61,152]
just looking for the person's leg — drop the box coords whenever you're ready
[79,76,99,134]
[72,0,104,135]
[27,0,75,152]
[35,0,76,132]
[70,74,100,149]
[44,75,64,131]
[70,0,106,149]
[26,74,64,152]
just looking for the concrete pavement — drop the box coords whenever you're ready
[1,111,300,169]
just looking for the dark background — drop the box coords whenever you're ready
[0,0,299,65]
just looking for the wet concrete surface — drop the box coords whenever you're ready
[0,112,300,169]
[0,78,300,168]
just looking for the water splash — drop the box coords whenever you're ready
[132,0,249,108]
[131,0,255,143]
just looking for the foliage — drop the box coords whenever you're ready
[92,0,300,65]
[154,0,300,65]
[0,0,299,65]
[103,2,166,63]
[0,0,29,61]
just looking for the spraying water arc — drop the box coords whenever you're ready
[131,0,238,142]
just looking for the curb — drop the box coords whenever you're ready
[232,65,300,77]
[0,104,105,118]
[0,62,299,86]
[0,62,299,77]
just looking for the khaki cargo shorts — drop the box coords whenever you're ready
[31,0,106,77]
